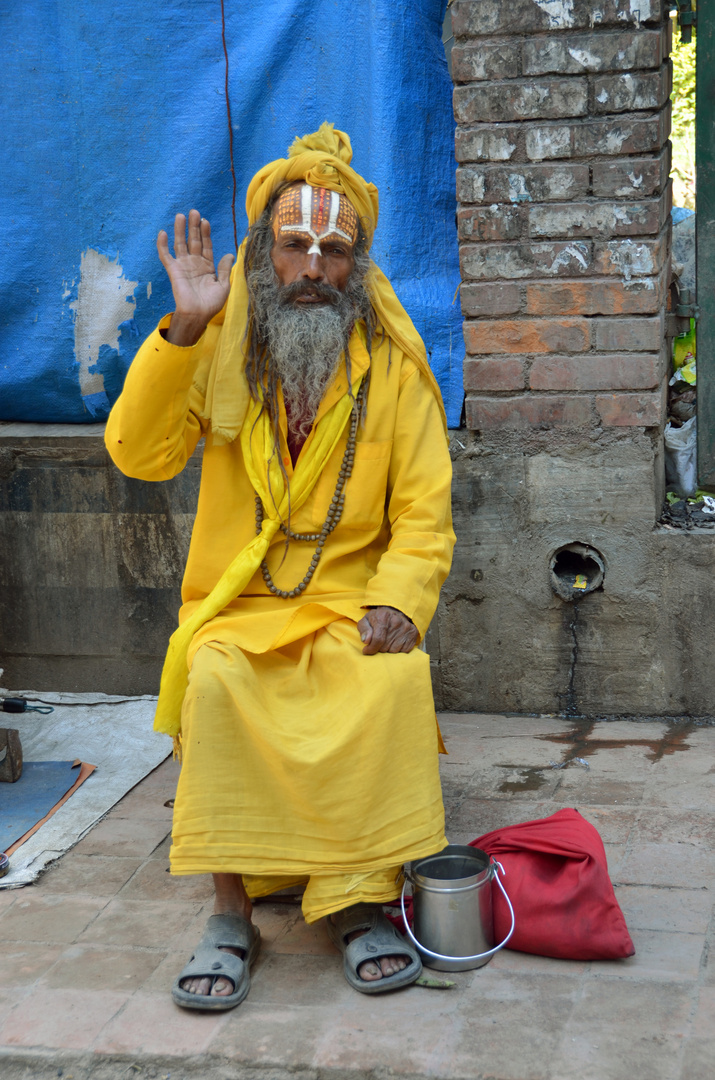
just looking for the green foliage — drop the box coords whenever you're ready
[670,23,696,208]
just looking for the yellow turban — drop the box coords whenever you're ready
[196,123,447,443]
[247,124,380,244]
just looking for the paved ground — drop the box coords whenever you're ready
[1,712,713,1080]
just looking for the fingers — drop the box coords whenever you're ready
[216,251,235,289]
[387,622,419,653]
[169,210,207,259]
[173,213,188,257]
[361,609,392,654]
[361,608,418,654]
[187,208,202,255]
[156,229,172,271]
[200,215,214,257]
[357,613,373,647]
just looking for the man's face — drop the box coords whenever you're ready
[270,184,358,299]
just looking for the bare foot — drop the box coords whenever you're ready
[181,872,253,999]
[348,927,410,982]
[180,944,244,997]
[328,908,410,983]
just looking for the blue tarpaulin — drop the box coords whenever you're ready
[2,2,462,426]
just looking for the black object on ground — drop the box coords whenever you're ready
[1,698,54,714]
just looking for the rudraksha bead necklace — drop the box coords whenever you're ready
[255,382,366,599]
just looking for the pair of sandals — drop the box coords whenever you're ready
[172,902,422,1010]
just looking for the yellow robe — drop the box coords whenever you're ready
[106,316,455,920]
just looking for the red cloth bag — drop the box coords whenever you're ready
[471,808,635,960]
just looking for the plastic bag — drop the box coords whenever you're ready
[670,318,696,387]
[665,416,697,498]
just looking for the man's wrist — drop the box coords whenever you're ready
[164,313,209,347]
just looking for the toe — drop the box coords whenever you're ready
[379,955,408,977]
[358,959,383,981]
[212,976,235,997]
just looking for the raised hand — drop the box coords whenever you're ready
[357,606,419,655]
[157,209,235,346]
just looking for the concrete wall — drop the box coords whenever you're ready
[4,413,714,716]
[429,427,715,716]
[0,424,198,694]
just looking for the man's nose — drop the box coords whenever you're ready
[301,252,326,281]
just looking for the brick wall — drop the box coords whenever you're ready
[452,0,672,433]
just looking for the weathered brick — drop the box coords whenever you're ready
[452,0,663,37]
[595,386,666,426]
[592,314,664,351]
[464,318,589,355]
[460,282,522,317]
[525,111,669,161]
[464,357,526,391]
[573,108,670,156]
[456,168,487,204]
[460,240,592,280]
[452,42,520,83]
[665,11,673,57]
[457,164,589,205]
[527,197,664,238]
[591,149,670,199]
[454,78,587,125]
[525,270,666,315]
[529,353,660,391]
[593,64,671,114]
[593,233,668,277]
[465,394,593,430]
[458,205,524,242]
[525,125,573,162]
[456,126,520,163]
[523,30,663,75]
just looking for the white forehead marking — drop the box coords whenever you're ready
[280,184,354,250]
[328,191,340,234]
[301,184,312,231]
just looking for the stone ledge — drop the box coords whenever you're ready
[0,422,107,444]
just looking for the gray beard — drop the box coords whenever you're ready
[244,210,372,442]
[266,303,348,436]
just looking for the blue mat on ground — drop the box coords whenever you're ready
[0,761,78,849]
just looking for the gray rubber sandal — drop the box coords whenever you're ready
[171,912,260,1011]
[327,902,422,994]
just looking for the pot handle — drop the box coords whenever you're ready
[400,857,515,965]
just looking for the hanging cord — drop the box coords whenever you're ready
[220,0,239,251]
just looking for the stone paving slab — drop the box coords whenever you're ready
[0,713,713,1080]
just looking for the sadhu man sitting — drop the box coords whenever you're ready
[106,123,455,1009]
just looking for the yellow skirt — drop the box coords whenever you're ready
[170,618,447,922]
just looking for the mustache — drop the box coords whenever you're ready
[278,280,342,305]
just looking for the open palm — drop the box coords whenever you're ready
[157,209,234,327]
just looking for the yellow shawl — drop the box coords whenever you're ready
[154,374,364,740]
[153,123,447,740]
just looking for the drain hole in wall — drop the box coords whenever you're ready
[550,543,605,602]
